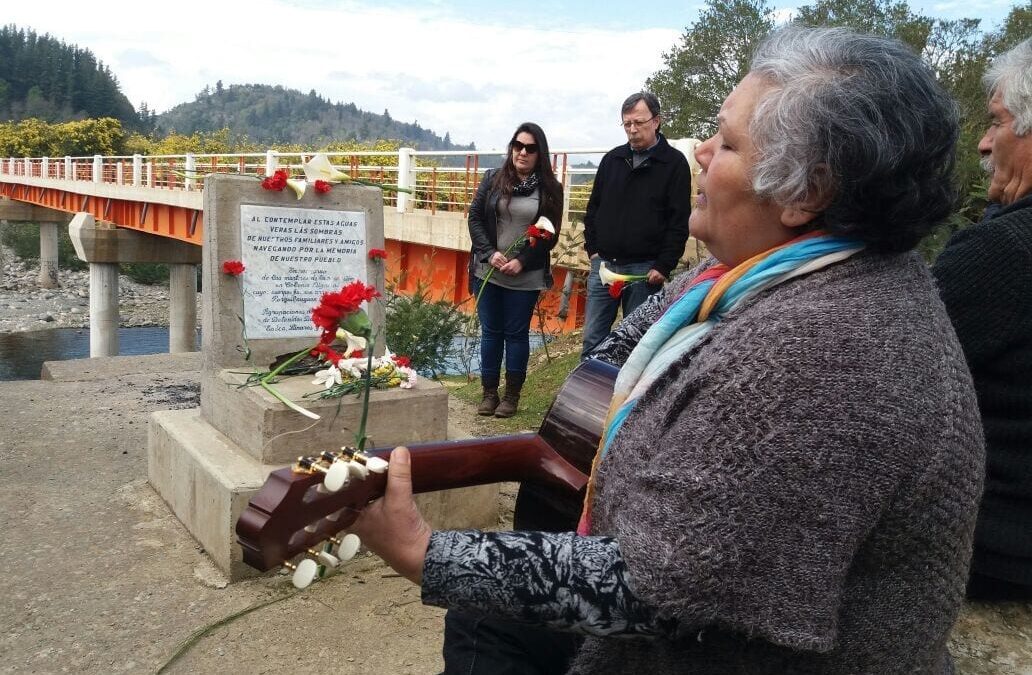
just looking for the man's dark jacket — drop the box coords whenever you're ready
[933,193,1032,587]
[583,133,692,278]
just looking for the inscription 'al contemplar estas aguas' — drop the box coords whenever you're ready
[239,205,369,339]
[244,215,365,263]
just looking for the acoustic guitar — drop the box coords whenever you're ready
[236,358,617,574]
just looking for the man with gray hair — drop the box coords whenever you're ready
[933,37,1032,600]
[581,91,692,356]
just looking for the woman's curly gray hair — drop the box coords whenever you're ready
[747,27,959,252]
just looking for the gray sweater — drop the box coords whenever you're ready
[424,251,984,673]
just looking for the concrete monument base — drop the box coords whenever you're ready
[200,368,450,464]
[149,397,499,581]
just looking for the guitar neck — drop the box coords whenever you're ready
[398,433,589,494]
[237,358,616,572]
[238,433,588,571]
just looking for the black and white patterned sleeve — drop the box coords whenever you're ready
[422,530,678,638]
[586,290,666,367]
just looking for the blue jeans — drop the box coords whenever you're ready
[581,257,660,356]
[473,278,540,379]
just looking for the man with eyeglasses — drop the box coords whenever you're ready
[581,91,692,357]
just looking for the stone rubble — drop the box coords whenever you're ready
[0,245,199,334]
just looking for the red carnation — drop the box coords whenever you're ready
[311,342,343,366]
[368,248,387,261]
[261,169,289,191]
[608,280,625,299]
[350,349,364,359]
[392,355,411,368]
[314,180,332,194]
[221,260,245,276]
[311,281,380,333]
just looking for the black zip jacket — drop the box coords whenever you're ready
[583,134,692,278]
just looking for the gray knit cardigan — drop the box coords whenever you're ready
[572,250,985,673]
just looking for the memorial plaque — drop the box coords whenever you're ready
[239,205,368,338]
[201,175,385,374]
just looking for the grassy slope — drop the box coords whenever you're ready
[447,331,583,435]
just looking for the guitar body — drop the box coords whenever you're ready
[236,358,618,571]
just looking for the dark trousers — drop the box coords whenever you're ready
[442,612,581,675]
[581,257,660,357]
[473,278,540,379]
[441,482,585,674]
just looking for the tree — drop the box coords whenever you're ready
[646,0,776,139]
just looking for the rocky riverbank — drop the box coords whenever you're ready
[0,245,197,333]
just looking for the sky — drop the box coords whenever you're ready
[7,0,1021,152]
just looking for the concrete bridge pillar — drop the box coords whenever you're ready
[38,221,59,288]
[89,262,119,357]
[168,263,197,353]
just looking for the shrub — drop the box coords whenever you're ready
[0,221,87,271]
[120,262,168,285]
[385,284,466,378]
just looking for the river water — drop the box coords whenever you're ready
[0,328,547,381]
[0,327,196,381]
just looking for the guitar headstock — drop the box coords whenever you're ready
[236,448,390,577]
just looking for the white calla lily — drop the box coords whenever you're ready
[597,261,648,286]
[335,328,367,357]
[303,153,351,183]
[535,216,556,236]
[285,177,307,200]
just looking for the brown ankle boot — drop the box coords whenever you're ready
[478,375,500,416]
[494,372,525,418]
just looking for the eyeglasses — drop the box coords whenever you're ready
[512,140,539,155]
[621,115,657,130]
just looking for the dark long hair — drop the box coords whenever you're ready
[491,122,563,222]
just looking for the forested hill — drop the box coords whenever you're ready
[157,83,473,150]
[0,25,138,126]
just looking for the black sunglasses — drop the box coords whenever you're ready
[512,140,539,154]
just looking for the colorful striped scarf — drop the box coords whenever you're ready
[576,233,866,535]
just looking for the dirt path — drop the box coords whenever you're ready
[0,361,505,675]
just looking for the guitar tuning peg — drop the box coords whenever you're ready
[323,460,351,492]
[331,533,361,562]
[342,449,389,475]
[297,455,351,493]
[284,558,319,589]
[308,548,341,568]
[347,460,369,479]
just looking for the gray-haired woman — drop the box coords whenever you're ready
[348,27,984,674]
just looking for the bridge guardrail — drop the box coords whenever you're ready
[1,148,609,226]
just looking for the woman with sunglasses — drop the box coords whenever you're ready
[467,122,563,418]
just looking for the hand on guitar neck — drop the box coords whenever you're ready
[235,359,618,582]
[348,446,431,584]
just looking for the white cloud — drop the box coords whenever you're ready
[8,0,679,150]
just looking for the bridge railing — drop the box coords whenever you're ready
[1,148,609,224]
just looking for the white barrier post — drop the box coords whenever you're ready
[265,150,277,177]
[64,156,72,180]
[185,154,196,190]
[133,154,143,187]
[397,147,415,213]
[92,155,102,183]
